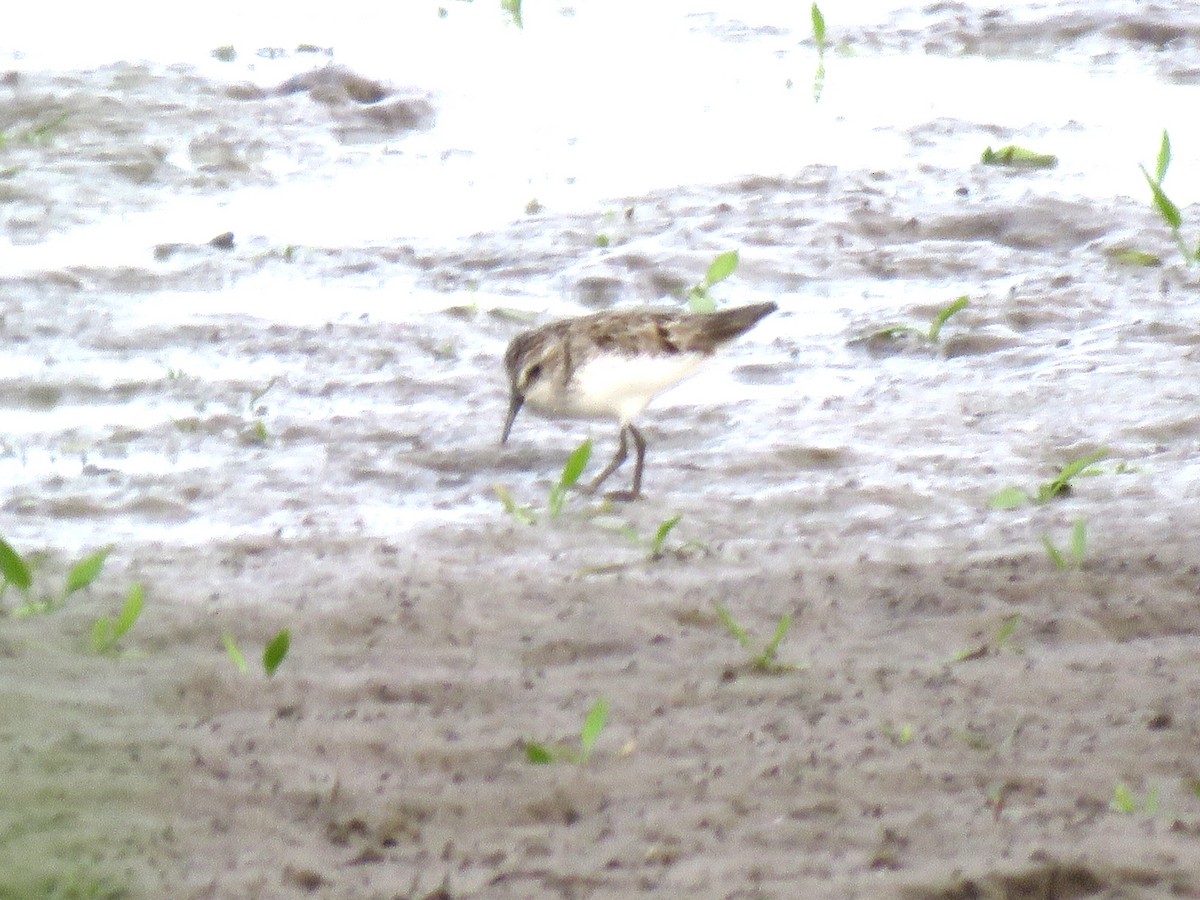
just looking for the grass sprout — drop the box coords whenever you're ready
[1110,782,1159,816]
[496,439,594,524]
[0,535,33,596]
[1042,518,1087,571]
[811,3,827,102]
[525,697,609,765]
[263,628,291,677]
[867,296,969,347]
[576,513,702,576]
[989,449,1108,510]
[882,721,915,746]
[501,0,523,29]
[91,583,145,655]
[493,484,537,525]
[714,601,802,675]
[548,438,593,518]
[11,544,113,617]
[222,628,290,676]
[223,631,250,674]
[1139,130,1197,265]
[980,145,1059,168]
[687,251,739,313]
[953,613,1021,662]
[65,546,112,597]
[1105,246,1161,267]
[648,514,682,560]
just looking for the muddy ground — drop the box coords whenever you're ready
[4,4,1200,899]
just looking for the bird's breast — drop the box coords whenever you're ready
[523,350,707,423]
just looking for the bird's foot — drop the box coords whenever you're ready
[603,489,642,502]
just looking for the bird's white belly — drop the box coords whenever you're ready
[555,351,707,422]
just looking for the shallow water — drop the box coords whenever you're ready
[5,3,1200,896]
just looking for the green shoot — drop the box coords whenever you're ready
[248,377,278,410]
[882,721,914,746]
[91,583,145,655]
[493,484,537,525]
[926,296,969,342]
[501,0,523,28]
[548,438,593,518]
[13,545,112,616]
[953,613,1021,662]
[867,296,969,346]
[713,601,802,675]
[687,251,739,313]
[980,145,1058,168]
[989,449,1108,510]
[223,632,250,674]
[0,536,33,596]
[579,697,608,763]
[1139,130,1195,265]
[1042,518,1087,571]
[648,514,682,561]
[811,3,827,102]
[263,628,291,677]
[65,546,112,598]
[1110,782,1159,815]
[1155,128,1171,184]
[524,697,609,765]
[1104,246,1161,267]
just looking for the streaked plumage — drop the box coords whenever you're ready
[501,302,777,499]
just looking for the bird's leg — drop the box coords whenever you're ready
[603,424,646,502]
[583,425,629,495]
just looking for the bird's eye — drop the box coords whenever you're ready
[524,363,542,385]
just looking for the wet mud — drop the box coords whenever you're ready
[3,4,1200,898]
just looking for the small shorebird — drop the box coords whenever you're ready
[500,302,777,500]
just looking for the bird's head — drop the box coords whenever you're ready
[500,335,548,444]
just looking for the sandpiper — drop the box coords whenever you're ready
[500,301,777,500]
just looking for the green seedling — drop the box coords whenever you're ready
[493,484,537,525]
[241,377,278,445]
[953,613,1021,662]
[501,0,523,29]
[927,296,970,342]
[1139,130,1197,265]
[91,583,145,655]
[980,145,1058,168]
[576,513,702,576]
[1042,518,1087,571]
[1104,246,1161,267]
[868,296,969,346]
[687,250,739,313]
[648,514,682,561]
[882,721,915,746]
[241,419,269,444]
[811,2,827,102]
[989,449,1108,510]
[525,697,609,765]
[713,601,802,675]
[548,438,593,518]
[263,628,291,677]
[0,113,69,149]
[496,439,594,524]
[12,545,112,616]
[222,631,250,674]
[1110,782,1159,816]
[0,535,33,598]
[222,628,290,676]
[957,727,990,750]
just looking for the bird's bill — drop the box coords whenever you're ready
[500,392,524,444]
